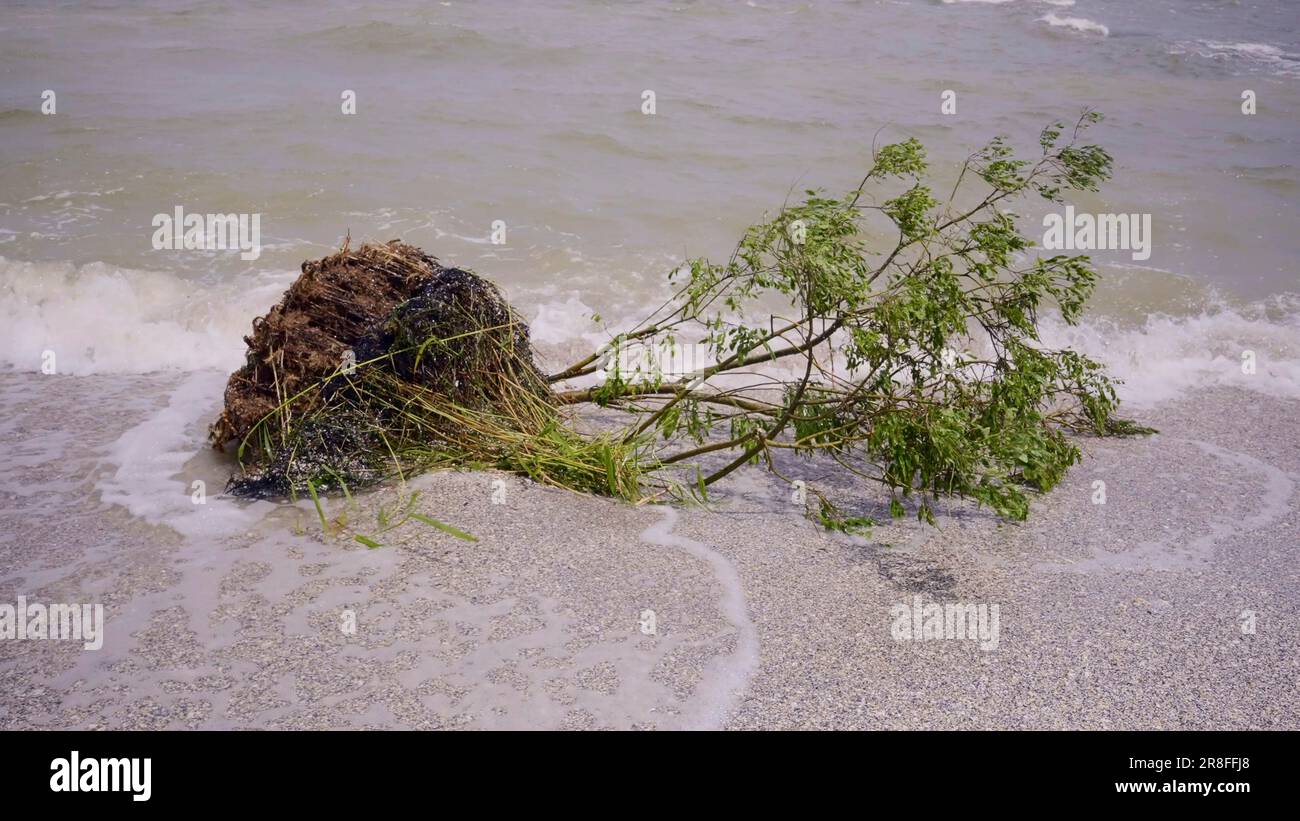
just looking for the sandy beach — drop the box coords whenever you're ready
[2,0,1298,738]
[2,376,1295,730]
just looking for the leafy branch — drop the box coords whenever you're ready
[552,110,1152,524]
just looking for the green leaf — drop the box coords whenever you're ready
[409,513,478,542]
[306,480,330,535]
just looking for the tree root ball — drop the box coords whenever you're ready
[212,239,548,497]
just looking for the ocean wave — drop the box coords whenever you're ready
[1169,40,1300,78]
[529,296,606,348]
[1040,295,1300,406]
[0,257,294,374]
[4,256,1298,409]
[1038,12,1108,37]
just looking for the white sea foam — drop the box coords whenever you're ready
[1202,41,1287,61]
[95,370,277,540]
[528,295,613,350]
[1038,12,1108,37]
[0,257,294,374]
[1170,40,1300,77]
[1039,298,1300,406]
[640,506,759,729]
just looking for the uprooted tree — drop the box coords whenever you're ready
[213,111,1150,529]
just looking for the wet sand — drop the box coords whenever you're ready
[0,382,1296,730]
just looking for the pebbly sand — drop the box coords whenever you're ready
[0,378,1296,730]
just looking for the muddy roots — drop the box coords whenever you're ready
[210,239,445,447]
[214,240,639,500]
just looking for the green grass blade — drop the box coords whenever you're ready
[306,479,330,535]
[409,512,477,542]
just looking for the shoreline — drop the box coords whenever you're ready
[0,379,1297,729]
